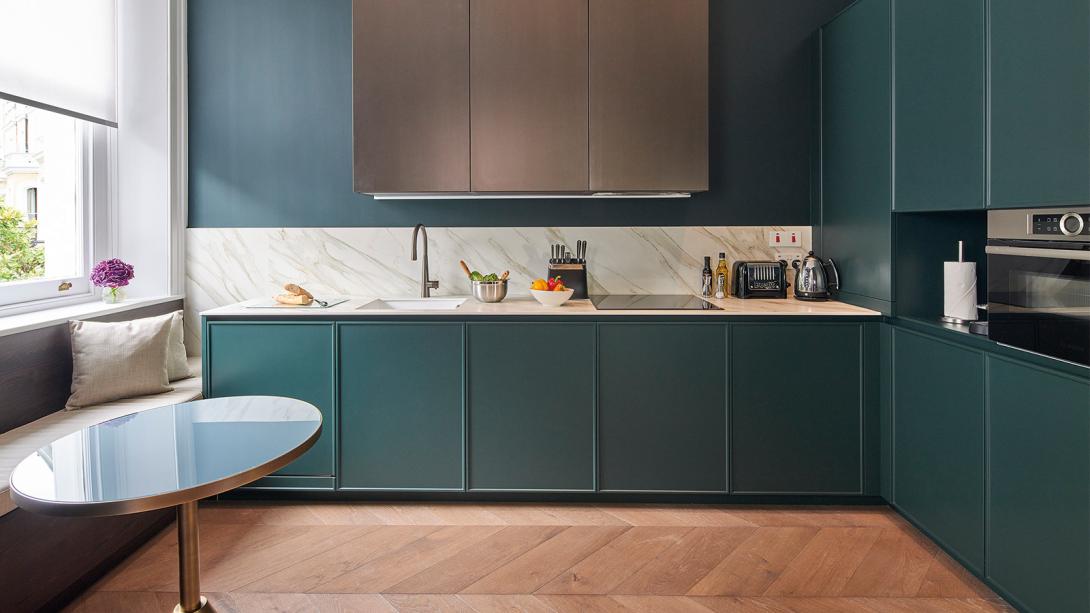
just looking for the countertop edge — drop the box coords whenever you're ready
[199,296,883,319]
[891,316,1090,379]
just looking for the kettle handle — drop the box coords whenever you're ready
[824,257,840,291]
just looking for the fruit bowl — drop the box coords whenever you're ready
[530,288,574,307]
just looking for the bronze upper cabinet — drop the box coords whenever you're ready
[354,0,708,194]
[353,0,470,193]
[470,0,589,192]
[589,0,709,192]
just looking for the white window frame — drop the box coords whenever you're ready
[0,120,114,315]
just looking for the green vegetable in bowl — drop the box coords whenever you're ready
[470,271,501,282]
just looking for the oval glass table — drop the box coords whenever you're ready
[8,396,322,613]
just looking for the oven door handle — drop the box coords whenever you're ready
[985,245,1090,261]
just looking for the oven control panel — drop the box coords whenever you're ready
[1032,212,1090,237]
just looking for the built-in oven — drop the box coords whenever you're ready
[986,207,1090,366]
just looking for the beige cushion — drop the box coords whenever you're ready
[167,310,192,381]
[66,313,174,409]
[1,357,202,517]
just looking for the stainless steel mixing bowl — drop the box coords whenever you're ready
[471,279,508,303]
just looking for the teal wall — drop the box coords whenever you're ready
[187,0,852,228]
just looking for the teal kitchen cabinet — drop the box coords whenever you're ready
[730,323,865,494]
[466,323,595,491]
[338,323,464,490]
[205,322,335,480]
[892,329,984,572]
[987,355,1090,613]
[989,0,1090,208]
[819,0,892,311]
[598,324,726,492]
[893,0,984,212]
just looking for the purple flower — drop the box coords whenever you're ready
[90,258,135,288]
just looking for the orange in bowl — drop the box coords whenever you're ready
[530,288,574,307]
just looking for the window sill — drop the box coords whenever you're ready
[0,295,184,338]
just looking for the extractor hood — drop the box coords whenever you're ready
[370,192,693,200]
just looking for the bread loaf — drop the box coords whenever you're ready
[283,283,314,299]
[274,293,313,305]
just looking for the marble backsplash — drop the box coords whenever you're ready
[184,226,810,351]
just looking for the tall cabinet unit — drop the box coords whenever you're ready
[352,0,470,193]
[470,0,589,191]
[893,0,985,212]
[819,0,893,312]
[989,0,1090,208]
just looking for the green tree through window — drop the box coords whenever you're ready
[0,202,46,282]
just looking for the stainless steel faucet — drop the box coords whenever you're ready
[410,224,439,298]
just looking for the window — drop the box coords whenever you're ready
[0,0,118,312]
[25,187,37,221]
[0,102,103,307]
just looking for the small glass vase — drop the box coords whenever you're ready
[102,286,125,304]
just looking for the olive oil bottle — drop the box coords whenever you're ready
[714,252,730,299]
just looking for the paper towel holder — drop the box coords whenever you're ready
[941,313,983,325]
[940,241,980,325]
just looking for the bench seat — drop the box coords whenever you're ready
[0,356,203,517]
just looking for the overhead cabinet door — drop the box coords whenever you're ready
[989,0,1090,208]
[353,0,470,193]
[589,0,708,192]
[471,0,589,191]
[894,0,985,212]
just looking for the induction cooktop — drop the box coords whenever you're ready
[589,294,722,310]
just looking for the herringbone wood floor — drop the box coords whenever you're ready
[68,502,1013,612]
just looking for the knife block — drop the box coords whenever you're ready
[546,263,588,299]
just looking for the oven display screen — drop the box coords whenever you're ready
[1033,213,1090,236]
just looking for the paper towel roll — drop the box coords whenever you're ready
[943,261,977,321]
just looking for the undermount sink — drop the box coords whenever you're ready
[360,297,467,311]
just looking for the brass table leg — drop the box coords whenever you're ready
[173,501,208,613]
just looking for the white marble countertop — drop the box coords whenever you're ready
[201,295,881,318]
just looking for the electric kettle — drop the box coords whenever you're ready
[791,251,840,301]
